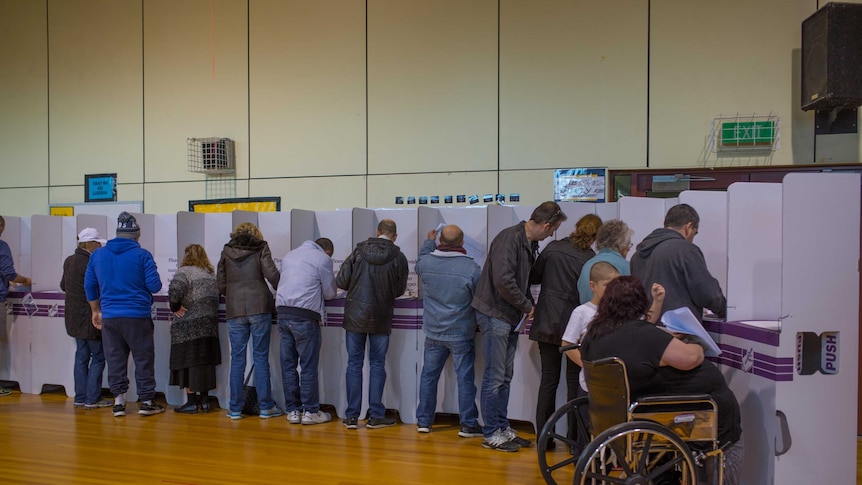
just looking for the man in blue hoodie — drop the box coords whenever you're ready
[85,212,164,417]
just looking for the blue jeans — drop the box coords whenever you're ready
[74,338,106,404]
[228,313,276,412]
[416,337,479,428]
[478,312,518,437]
[278,317,322,413]
[345,330,389,419]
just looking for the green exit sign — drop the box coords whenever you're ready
[721,121,776,146]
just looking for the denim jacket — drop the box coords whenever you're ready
[415,239,481,341]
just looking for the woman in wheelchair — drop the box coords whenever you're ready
[579,276,743,485]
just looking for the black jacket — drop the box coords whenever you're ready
[336,237,408,335]
[630,228,726,322]
[61,248,100,340]
[472,222,538,327]
[529,238,594,344]
[217,235,281,320]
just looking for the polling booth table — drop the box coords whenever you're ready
[704,174,860,485]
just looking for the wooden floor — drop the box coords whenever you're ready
[0,392,553,484]
[2,391,862,484]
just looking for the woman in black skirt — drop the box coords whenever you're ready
[169,244,221,413]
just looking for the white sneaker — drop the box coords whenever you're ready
[302,410,332,425]
[287,410,302,424]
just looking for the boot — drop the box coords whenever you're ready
[199,392,211,413]
[174,393,198,414]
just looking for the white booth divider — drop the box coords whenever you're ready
[726,183,782,322]
[318,209,355,417]
[289,209,316,250]
[679,190,729,295]
[556,202,601,239]
[619,197,671,257]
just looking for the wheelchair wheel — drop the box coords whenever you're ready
[574,420,697,485]
[537,397,589,485]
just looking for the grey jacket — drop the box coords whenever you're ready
[415,239,481,341]
[471,222,538,327]
[217,234,280,320]
[336,237,408,335]
[630,228,726,322]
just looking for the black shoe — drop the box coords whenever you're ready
[199,392,211,413]
[367,416,397,429]
[139,402,166,416]
[174,400,198,414]
[112,403,126,417]
[503,427,532,448]
[343,417,358,429]
[458,425,484,438]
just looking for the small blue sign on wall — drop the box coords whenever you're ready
[85,173,117,202]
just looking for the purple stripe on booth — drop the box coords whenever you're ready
[707,320,780,346]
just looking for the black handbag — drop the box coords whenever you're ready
[240,364,260,416]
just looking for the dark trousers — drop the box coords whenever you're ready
[536,341,580,436]
[101,317,156,401]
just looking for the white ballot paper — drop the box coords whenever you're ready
[660,307,721,357]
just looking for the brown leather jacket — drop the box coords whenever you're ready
[217,235,280,320]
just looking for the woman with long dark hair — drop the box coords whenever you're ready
[580,276,743,485]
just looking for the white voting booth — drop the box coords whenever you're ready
[708,174,860,485]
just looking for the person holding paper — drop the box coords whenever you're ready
[415,225,483,438]
[0,215,32,397]
[630,203,726,323]
[529,214,601,450]
[472,201,566,452]
[580,276,743,485]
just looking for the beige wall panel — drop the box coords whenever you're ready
[144,0,249,183]
[48,0,143,185]
[368,0,497,174]
[249,0,366,178]
[48,184,144,207]
[0,188,49,217]
[500,0,648,170]
[250,176,366,211]
[366,172,497,209]
[145,182,204,215]
[650,0,815,168]
[0,1,48,188]
[499,170,557,208]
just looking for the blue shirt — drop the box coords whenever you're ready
[85,238,162,319]
[577,248,631,304]
[0,239,17,302]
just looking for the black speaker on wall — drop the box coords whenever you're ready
[801,2,862,111]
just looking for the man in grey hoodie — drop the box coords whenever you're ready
[336,219,408,430]
[630,203,726,323]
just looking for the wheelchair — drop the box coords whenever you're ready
[537,355,727,485]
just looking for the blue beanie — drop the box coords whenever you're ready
[117,212,140,239]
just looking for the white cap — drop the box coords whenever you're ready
[78,227,107,245]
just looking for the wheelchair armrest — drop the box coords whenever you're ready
[636,394,712,404]
[559,344,580,353]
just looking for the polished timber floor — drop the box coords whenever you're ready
[0,391,548,484]
[1,391,860,484]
